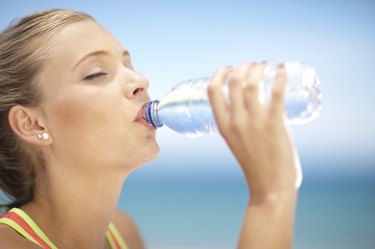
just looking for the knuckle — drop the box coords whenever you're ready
[207,82,221,96]
[245,82,258,92]
[272,88,284,100]
[230,73,241,83]
[229,116,247,132]
[207,83,215,94]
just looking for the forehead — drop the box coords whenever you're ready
[35,20,125,96]
[48,20,124,65]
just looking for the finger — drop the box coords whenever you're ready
[269,63,287,119]
[207,67,233,132]
[229,63,252,116]
[244,63,267,115]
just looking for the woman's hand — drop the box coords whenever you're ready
[208,62,301,201]
[207,62,302,248]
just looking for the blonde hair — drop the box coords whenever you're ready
[0,9,94,210]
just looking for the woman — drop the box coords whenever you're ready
[0,9,301,249]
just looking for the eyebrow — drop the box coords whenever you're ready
[72,50,131,70]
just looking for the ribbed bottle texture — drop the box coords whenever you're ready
[143,62,322,137]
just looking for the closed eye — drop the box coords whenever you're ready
[83,72,108,81]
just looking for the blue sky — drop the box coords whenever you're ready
[1,0,374,175]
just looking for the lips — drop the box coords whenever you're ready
[134,103,156,131]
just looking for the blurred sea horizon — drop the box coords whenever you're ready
[120,153,375,249]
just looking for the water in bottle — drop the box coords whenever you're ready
[142,62,322,137]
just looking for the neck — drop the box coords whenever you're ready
[22,162,131,249]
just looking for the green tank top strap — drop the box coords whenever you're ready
[106,222,129,249]
[0,208,128,249]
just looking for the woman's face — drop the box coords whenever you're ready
[37,20,159,171]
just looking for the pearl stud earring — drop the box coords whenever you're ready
[37,133,49,140]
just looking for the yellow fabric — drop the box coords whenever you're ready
[107,222,128,249]
[11,208,58,249]
[0,217,41,247]
[0,208,128,249]
[106,229,117,249]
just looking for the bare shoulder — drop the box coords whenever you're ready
[113,209,146,249]
[0,224,40,249]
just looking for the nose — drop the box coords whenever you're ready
[122,68,150,101]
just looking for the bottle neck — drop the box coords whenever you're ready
[143,100,163,128]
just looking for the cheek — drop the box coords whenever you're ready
[44,85,157,167]
[49,91,111,134]
[46,86,126,153]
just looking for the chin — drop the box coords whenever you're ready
[143,142,160,164]
[131,141,160,169]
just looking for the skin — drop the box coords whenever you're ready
[0,19,301,249]
[208,64,301,248]
[4,20,155,249]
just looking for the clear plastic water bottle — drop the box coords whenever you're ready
[142,62,322,137]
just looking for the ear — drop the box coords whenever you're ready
[8,105,52,146]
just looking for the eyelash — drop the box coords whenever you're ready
[83,72,108,81]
